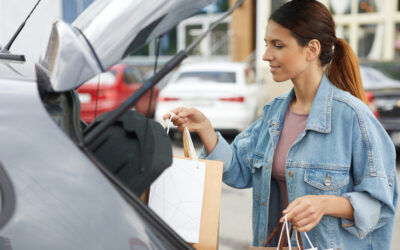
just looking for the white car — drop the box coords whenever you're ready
[155,62,265,134]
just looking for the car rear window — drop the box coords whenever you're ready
[175,71,236,83]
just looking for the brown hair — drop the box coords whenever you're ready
[269,0,368,104]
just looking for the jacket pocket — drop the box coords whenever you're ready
[304,167,349,194]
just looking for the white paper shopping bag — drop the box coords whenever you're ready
[148,157,206,243]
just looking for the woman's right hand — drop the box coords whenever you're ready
[163,107,218,154]
[162,107,209,133]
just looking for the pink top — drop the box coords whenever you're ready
[271,107,308,214]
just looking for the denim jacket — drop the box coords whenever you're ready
[200,74,398,249]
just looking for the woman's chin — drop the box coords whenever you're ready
[271,74,289,83]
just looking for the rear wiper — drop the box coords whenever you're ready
[0,0,42,62]
[82,0,246,146]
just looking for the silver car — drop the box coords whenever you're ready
[0,0,222,249]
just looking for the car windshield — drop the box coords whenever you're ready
[175,71,236,83]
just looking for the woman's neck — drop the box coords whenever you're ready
[290,68,323,114]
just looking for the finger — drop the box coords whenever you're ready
[291,215,314,229]
[284,201,309,223]
[295,217,321,232]
[283,196,304,214]
[172,117,188,127]
[291,208,315,224]
[163,107,186,120]
[176,107,200,120]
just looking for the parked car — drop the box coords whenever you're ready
[155,62,264,135]
[78,63,158,123]
[360,63,400,150]
[0,0,224,249]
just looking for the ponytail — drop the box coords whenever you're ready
[326,38,368,105]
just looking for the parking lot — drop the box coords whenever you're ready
[171,137,400,250]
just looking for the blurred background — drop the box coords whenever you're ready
[1,0,399,249]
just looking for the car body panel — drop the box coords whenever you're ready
[38,20,102,92]
[0,76,175,249]
[73,0,215,71]
[38,0,216,92]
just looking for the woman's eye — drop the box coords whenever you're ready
[275,44,284,48]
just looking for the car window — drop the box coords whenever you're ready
[175,71,236,83]
[360,66,400,90]
[84,70,117,85]
[123,67,140,84]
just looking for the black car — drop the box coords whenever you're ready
[360,62,400,151]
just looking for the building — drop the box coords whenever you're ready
[241,0,400,82]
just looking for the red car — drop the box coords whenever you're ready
[78,64,159,123]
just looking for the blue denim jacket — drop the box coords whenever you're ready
[200,74,398,249]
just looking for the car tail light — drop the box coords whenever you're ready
[159,97,180,102]
[365,91,379,118]
[219,96,245,102]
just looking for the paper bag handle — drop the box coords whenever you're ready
[163,112,198,162]
[264,221,303,249]
[183,127,198,161]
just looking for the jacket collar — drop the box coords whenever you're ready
[271,73,333,134]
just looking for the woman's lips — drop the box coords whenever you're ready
[270,66,280,73]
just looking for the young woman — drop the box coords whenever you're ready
[164,0,398,249]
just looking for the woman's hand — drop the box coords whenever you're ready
[280,195,326,232]
[163,107,210,133]
[281,195,354,232]
[163,107,218,153]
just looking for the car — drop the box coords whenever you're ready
[360,63,400,151]
[77,63,158,123]
[0,0,228,249]
[155,62,264,135]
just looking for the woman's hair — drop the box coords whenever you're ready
[269,0,368,104]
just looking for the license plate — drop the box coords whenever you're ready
[78,93,91,104]
[390,131,400,146]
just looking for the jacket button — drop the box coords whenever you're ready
[265,164,269,170]
[325,174,331,186]
[288,171,293,177]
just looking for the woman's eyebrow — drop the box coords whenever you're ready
[264,39,283,43]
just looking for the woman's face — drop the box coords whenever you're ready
[263,20,309,82]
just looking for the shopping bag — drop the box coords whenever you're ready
[249,215,317,250]
[149,127,223,250]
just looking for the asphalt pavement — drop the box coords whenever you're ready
[171,137,400,250]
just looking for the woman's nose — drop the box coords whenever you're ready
[262,47,273,61]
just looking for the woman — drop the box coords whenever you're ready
[164,0,398,249]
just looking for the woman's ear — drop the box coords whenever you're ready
[306,39,321,61]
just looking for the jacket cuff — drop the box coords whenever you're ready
[341,192,381,239]
[199,132,232,171]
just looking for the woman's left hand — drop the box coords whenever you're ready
[280,195,326,232]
